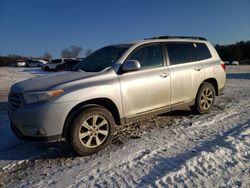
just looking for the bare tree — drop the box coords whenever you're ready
[85,49,92,57]
[70,45,83,58]
[61,48,72,58]
[61,45,83,58]
[43,52,52,60]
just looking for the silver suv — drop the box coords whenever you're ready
[8,36,226,156]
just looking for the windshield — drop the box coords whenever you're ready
[73,45,130,72]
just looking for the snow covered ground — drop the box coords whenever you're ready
[0,66,249,187]
[0,67,49,102]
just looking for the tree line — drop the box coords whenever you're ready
[215,41,250,64]
[0,45,92,66]
[0,52,53,66]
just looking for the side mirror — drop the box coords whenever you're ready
[122,60,141,72]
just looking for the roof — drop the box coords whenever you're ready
[110,36,209,47]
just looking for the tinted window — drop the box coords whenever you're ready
[166,43,192,65]
[195,43,211,60]
[128,44,164,69]
[51,59,62,64]
[188,43,199,62]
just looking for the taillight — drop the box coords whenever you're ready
[220,62,226,71]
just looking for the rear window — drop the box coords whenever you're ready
[195,43,212,60]
[166,42,211,65]
[166,43,192,65]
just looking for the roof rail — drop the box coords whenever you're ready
[145,36,207,41]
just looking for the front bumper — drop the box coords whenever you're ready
[10,122,62,142]
[8,100,76,140]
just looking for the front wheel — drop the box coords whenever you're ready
[66,106,115,156]
[193,82,215,114]
[43,66,49,71]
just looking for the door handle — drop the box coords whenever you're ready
[194,67,202,71]
[160,72,169,78]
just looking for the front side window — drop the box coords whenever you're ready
[128,44,164,69]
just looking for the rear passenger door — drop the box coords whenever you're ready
[165,42,204,105]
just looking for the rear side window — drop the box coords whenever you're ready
[195,43,212,60]
[128,44,164,69]
[188,43,199,62]
[165,43,192,64]
[166,42,212,65]
[51,59,62,64]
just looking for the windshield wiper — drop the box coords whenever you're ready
[101,66,111,72]
[76,69,85,72]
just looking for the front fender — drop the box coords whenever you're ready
[54,83,123,119]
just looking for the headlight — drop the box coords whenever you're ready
[22,89,64,104]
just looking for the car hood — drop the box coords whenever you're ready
[11,71,99,93]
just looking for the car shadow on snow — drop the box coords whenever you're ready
[0,102,8,111]
[161,110,194,116]
[0,140,76,161]
[137,120,250,187]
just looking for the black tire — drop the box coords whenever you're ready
[44,66,49,71]
[66,106,115,156]
[193,82,215,114]
[55,66,62,72]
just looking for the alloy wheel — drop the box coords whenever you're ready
[79,115,109,148]
[200,88,214,110]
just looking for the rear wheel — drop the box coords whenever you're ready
[55,66,63,71]
[193,82,215,114]
[66,106,115,156]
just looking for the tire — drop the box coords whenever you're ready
[44,66,49,71]
[55,66,62,72]
[66,106,115,156]
[193,82,215,114]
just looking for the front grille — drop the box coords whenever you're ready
[8,93,22,111]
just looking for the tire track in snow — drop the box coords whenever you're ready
[155,124,250,188]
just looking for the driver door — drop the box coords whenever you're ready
[118,43,171,118]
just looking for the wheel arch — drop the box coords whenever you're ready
[62,98,121,138]
[196,78,218,98]
[43,66,50,71]
[202,78,219,96]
